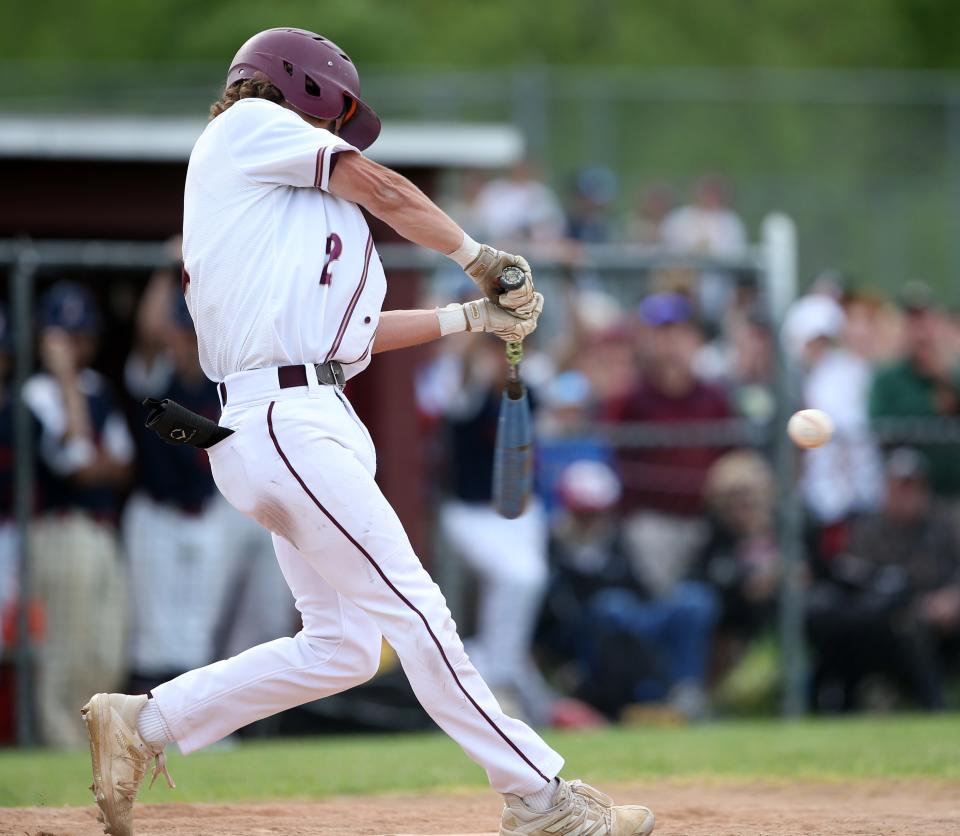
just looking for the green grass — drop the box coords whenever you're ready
[1,716,958,807]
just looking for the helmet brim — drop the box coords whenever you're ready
[339,97,380,151]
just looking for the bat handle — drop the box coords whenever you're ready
[505,340,522,393]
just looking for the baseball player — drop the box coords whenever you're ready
[81,28,654,836]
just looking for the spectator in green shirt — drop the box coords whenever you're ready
[869,283,960,506]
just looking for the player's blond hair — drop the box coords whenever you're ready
[209,73,285,120]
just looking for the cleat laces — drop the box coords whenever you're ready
[148,750,176,790]
[553,780,613,835]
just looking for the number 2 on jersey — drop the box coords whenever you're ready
[320,233,343,286]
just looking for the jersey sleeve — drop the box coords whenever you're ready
[225,99,358,191]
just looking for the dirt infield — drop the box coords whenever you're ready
[3,779,958,835]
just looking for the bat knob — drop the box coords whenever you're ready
[497,265,527,292]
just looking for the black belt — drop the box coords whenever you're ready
[218,361,346,406]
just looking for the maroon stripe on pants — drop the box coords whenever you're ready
[265,400,549,784]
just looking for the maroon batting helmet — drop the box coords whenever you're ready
[227,28,381,151]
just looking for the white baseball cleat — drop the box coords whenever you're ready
[500,778,655,836]
[81,693,175,836]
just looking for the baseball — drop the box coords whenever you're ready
[787,409,834,449]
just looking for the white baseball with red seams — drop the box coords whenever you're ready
[154,97,564,795]
[787,408,835,449]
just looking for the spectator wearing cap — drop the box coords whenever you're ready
[123,272,293,695]
[22,281,133,746]
[806,447,960,711]
[782,293,883,552]
[606,293,732,598]
[696,450,779,677]
[543,460,718,720]
[870,283,960,536]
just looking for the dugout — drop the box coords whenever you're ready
[0,115,524,555]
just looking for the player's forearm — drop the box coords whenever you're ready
[329,154,463,255]
[372,309,442,354]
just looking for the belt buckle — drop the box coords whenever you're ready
[331,361,346,390]
[319,361,346,391]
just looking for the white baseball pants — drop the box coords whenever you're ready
[151,367,563,795]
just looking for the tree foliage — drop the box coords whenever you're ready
[5,0,960,69]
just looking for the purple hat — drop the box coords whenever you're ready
[638,293,693,327]
[227,28,381,151]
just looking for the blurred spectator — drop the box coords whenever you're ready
[434,338,555,724]
[472,159,566,246]
[660,174,748,322]
[566,166,618,243]
[440,170,489,239]
[806,448,960,711]
[697,451,779,655]
[843,286,903,366]
[624,182,674,246]
[544,461,718,719]
[696,308,776,424]
[123,275,232,691]
[869,283,960,535]
[661,175,747,257]
[573,324,637,406]
[123,270,292,694]
[22,282,132,746]
[607,293,732,596]
[535,370,613,518]
[782,294,883,537]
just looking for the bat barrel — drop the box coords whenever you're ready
[492,388,532,519]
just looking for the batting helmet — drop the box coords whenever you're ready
[227,28,381,151]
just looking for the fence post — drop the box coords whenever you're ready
[12,246,38,746]
[946,91,960,301]
[762,213,807,717]
[512,66,551,167]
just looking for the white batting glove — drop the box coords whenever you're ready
[447,234,537,318]
[437,293,544,342]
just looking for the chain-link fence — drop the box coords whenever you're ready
[4,223,960,744]
[3,66,960,298]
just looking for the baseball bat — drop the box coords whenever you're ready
[492,266,533,519]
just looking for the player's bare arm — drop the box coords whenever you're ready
[329,152,539,317]
[372,294,545,355]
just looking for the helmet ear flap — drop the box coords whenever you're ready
[341,96,358,124]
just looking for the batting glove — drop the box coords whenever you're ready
[437,293,544,342]
[447,235,537,318]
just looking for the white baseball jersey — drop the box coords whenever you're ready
[182,98,386,383]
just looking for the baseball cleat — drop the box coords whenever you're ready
[500,778,655,836]
[81,693,175,836]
